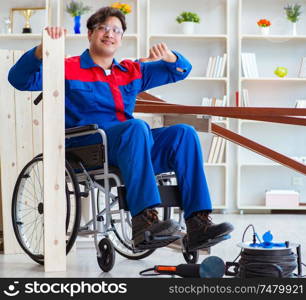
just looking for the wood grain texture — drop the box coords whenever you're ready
[42,31,66,271]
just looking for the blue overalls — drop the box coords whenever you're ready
[8,47,212,218]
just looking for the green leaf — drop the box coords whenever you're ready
[66,0,91,17]
[176,11,201,23]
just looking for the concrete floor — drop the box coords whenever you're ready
[0,214,305,278]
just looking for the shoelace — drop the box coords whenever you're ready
[145,209,159,223]
[197,212,213,225]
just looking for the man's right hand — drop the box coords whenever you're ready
[35,26,67,60]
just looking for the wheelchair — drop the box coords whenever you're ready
[11,124,203,272]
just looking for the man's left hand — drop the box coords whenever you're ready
[139,43,177,63]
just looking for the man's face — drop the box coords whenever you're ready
[88,16,123,57]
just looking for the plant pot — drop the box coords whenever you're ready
[291,22,297,36]
[74,15,81,34]
[182,22,195,34]
[260,26,270,36]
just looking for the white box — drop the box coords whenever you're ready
[265,190,300,208]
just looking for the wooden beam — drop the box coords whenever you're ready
[135,103,306,117]
[0,50,20,254]
[43,31,66,271]
[211,123,306,175]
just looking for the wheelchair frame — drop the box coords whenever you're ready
[12,124,200,272]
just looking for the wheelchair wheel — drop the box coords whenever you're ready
[97,191,155,260]
[11,155,81,264]
[97,238,115,272]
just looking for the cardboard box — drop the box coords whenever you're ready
[265,190,300,208]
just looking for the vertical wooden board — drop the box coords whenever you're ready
[0,50,21,254]
[32,92,43,156]
[14,51,34,173]
[0,166,2,232]
[42,32,66,272]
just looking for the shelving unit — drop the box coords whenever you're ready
[237,0,306,212]
[146,0,229,209]
[0,0,140,58]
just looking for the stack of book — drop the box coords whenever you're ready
[201,96,228,121]
[241,53,259,78]
[205,54,227,78]
[207,136,226,164]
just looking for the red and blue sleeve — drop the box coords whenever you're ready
[139,50,192,92]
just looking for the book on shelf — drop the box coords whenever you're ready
[209,56,217,77]
[211,136,222,163]
[298,57,306,78]
[206,56,213,77]
[205,54,227,78]
[241,52,258,78]
[213,56,221,77]
[217,137,226,163]
[207,136,218,163]
[220,53,227,78]
[241,89,249,107]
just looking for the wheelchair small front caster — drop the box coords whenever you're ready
[97,238,115,272]
[183,250,199,264]
[182,236,199,264]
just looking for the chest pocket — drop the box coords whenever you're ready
[68,81,97,112]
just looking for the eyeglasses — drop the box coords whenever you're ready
[94,24,123,36]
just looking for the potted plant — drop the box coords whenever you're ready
[176,12,201,34]
[111,2,132,15]
[284,3,302,35]
[257,19,271,36]
[66,0,91,34]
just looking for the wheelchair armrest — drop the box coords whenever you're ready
[65,124,99,136]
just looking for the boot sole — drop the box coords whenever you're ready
[186,232,232,251]
[133,221,180,247]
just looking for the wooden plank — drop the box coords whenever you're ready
[14,50,34,173]
[0,50,20,254]
[0,167,2,233]
[43,31,66,271]
[32,92,43,156]
[211,123,306,175]
[135,103,306,117]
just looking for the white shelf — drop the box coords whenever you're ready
[213,205,227,210]
[237,0,306,211]
[0,34,41,39]
[242,34,306,40]
[239,163,282,167]
[187,77,228,81]
[238,205,306,210]
[241,77,306,82]
[205,163,227,167]
[149,34,228,39]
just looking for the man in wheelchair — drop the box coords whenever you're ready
[8,7,233,252]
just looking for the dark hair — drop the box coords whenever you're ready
[87,7,127,32]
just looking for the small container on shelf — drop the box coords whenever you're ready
[265,189,300,208]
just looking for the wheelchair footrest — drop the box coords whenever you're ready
[184,234,231,252]
[135,231,181,250]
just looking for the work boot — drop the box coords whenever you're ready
[185,211,234,251]
[132,208,179,247]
